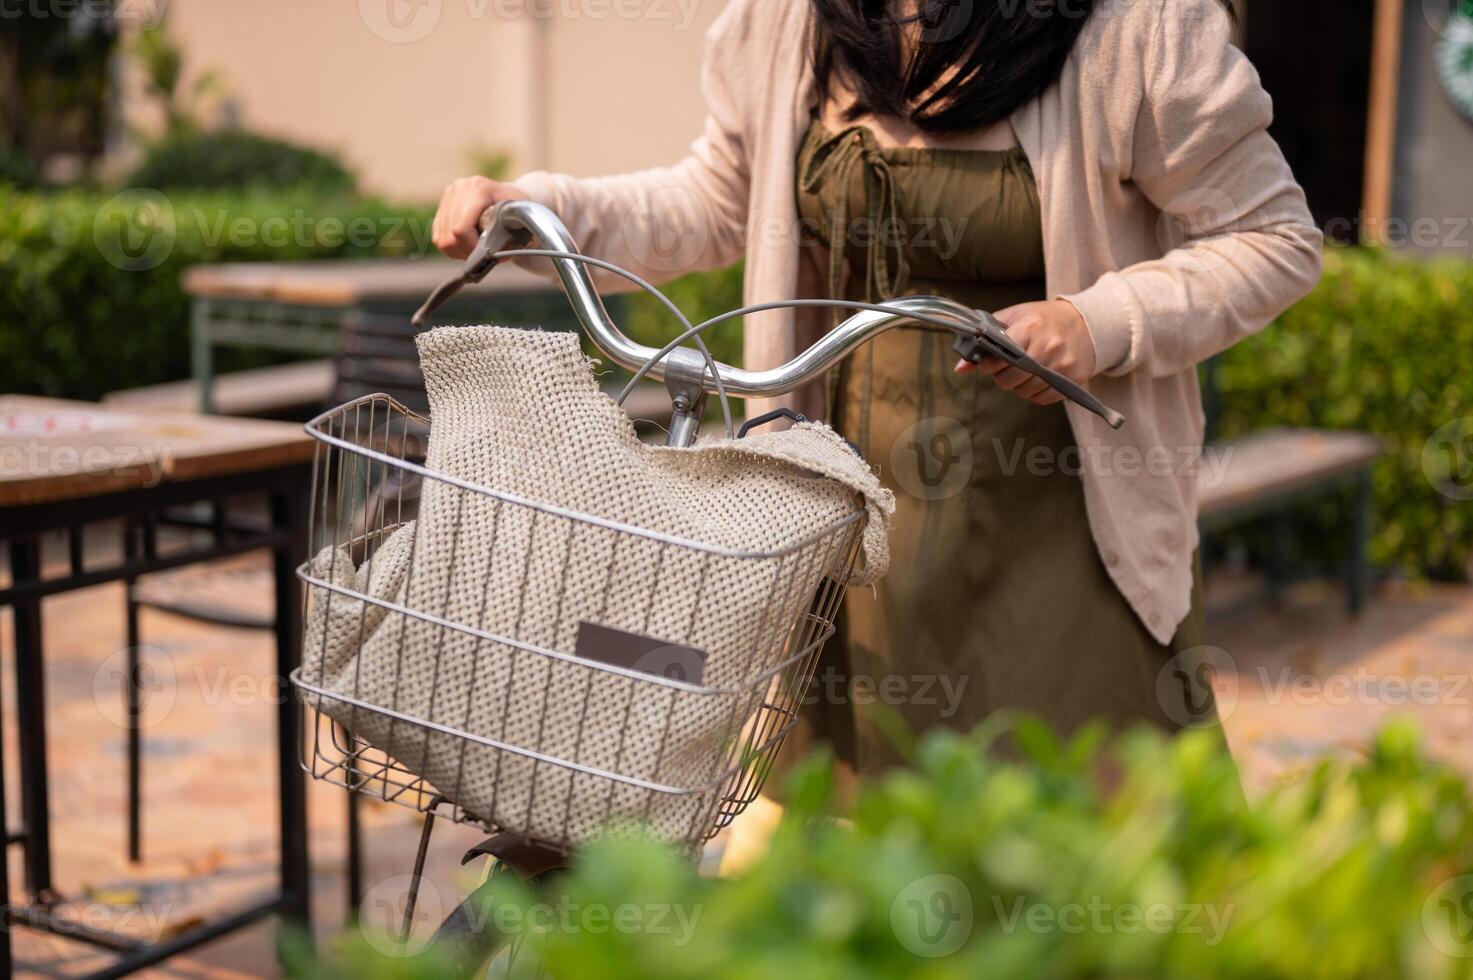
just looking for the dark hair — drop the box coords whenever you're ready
[809,0,1233,134]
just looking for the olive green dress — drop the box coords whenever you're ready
[793,120,1209,775]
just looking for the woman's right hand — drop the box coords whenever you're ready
[431,176,530,260]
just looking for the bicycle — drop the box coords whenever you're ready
[291,199,1123,976]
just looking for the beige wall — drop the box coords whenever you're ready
[543,2,721,176]
[127,0,727,200]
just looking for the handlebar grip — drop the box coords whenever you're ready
[411,202,530,330]
[1035,363,1126,430]
[953,331,1125,430]
[464,202,533,280]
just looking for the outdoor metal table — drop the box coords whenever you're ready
[182,257,578,413]
[0,396,314,978]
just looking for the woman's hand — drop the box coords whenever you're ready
[431,176,530,260]
[954,299,1097,406]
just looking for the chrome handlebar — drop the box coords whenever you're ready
[412,199,1124,428]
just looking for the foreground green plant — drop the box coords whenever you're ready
[295,719,1473,979]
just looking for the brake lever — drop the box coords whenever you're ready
[952,310,1125,429]
[411,203,533,330]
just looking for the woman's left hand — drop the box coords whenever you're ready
[953,299,1097,406]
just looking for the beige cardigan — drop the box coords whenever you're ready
[513,0,1323,643]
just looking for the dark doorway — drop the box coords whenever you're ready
[1238,0,1376,241]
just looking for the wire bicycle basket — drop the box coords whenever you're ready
[281,199,1126,952]
[292,326,878,854]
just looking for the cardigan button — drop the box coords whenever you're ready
[1148,612,1162,627]
[1103,550,1119,567]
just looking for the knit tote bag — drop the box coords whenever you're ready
[301,325,893,848]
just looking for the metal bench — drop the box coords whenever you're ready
[101,359,334,418]
[1197,355,1383,614]
[1198,427,1381,614]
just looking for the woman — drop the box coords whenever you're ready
[431,0,1322,776]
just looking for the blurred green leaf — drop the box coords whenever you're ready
[304,719,1473,979]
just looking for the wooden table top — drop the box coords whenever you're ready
[181,257,555,306]
[0,396,314,507]
[1199,427,1382,517]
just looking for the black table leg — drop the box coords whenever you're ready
[9,537,56,905]
[1349,470,1371,616]
[271,486,311,937]
[124,522,143,864]
[347,791,362,918]
[1265,510,1288,608]
[0,606,12,978]
[0,463,318,976]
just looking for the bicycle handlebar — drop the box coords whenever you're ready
[412,199,1124,429]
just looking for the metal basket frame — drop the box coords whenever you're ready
[293,392,864,852]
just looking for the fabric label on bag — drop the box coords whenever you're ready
[574,621,708,685]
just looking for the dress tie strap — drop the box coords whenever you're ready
[798,124,911,310]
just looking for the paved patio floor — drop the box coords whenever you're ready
[2,543,1469,977]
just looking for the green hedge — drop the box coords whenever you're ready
[0,189,432,399]
[125,129,359,195]
[1215,247,1473,580]
[0,149,40,191]
[622,262,745,367]
[295,719,1473,979]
